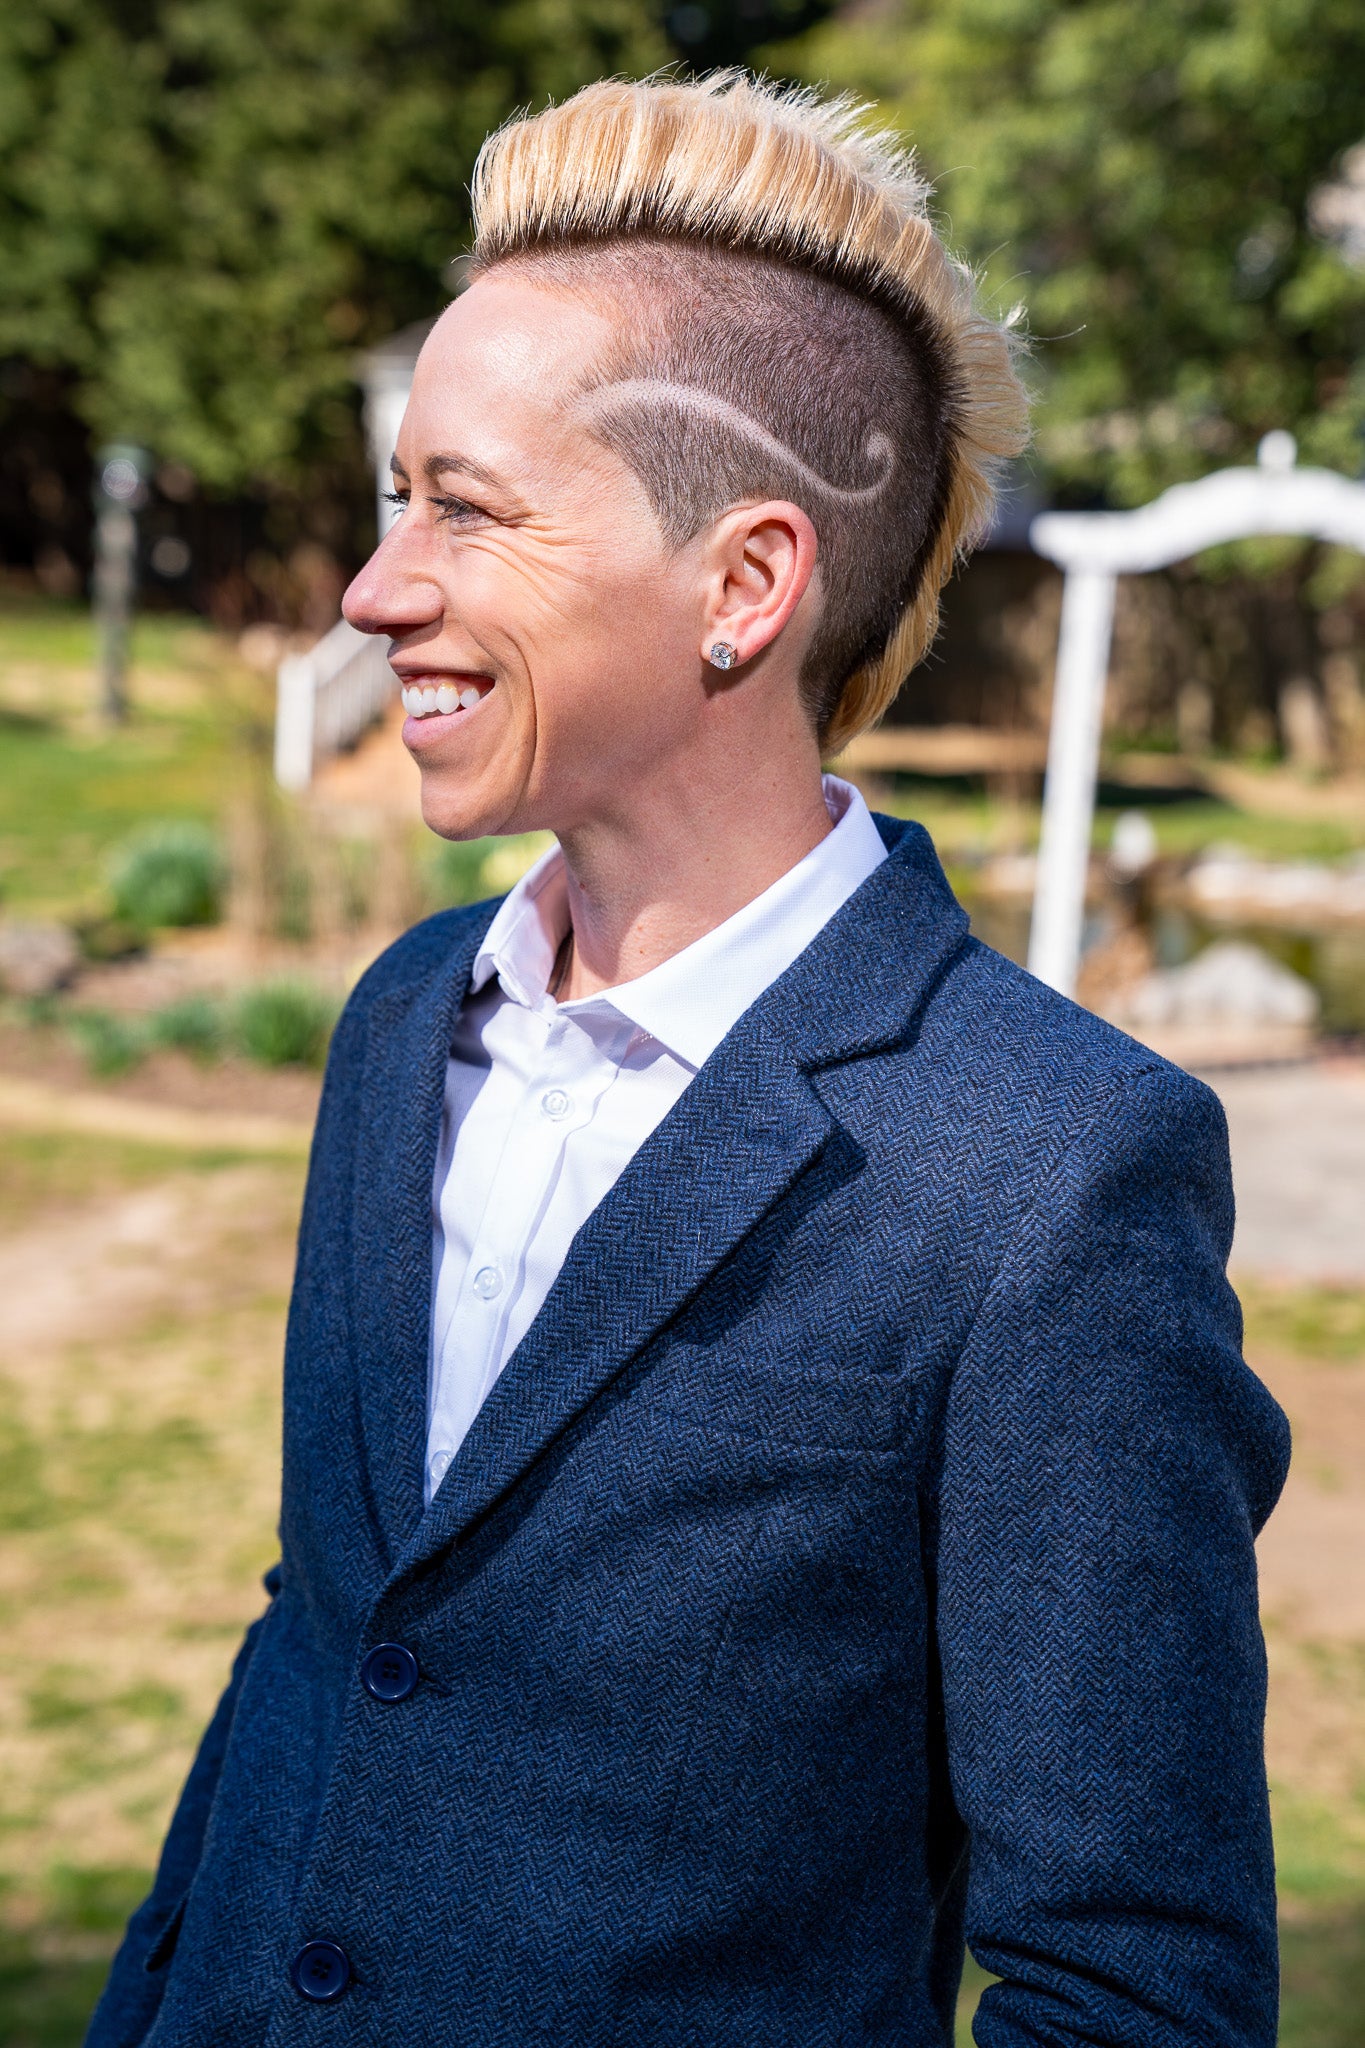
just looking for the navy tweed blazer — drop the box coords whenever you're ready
[88,815,1289,2048]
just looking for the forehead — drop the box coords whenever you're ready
[399,273,617,476]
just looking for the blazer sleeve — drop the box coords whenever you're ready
[935,1062,1291,2048]
[82,1573,279,2048]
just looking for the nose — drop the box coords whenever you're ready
[342,525,443,641]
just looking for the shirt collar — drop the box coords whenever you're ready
[470,775,888,1069]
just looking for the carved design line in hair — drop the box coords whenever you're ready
[575,378,895,503]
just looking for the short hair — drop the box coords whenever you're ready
[469,73,1028,754]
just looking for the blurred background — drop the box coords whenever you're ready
[1,2,1364,2042]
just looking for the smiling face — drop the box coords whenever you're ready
[343,271,803,845]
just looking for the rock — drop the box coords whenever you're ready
[1118,941,1319,1032]
[1109,809,1158,876]
[1185,848,1365,922]
[0,921,81,997]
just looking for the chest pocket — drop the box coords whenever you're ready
[641,1337,922,1454]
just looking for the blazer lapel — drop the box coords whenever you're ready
[350,909,495,1565]
[395,817,970,1570]
[399,1024,835,1570]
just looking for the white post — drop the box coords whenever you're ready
[1027,567,1117,997]
[274,652,316,792]
[365,369,413,540]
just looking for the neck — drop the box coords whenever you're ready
[552,735,833,1002]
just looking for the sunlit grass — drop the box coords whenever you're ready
[1241,1283,1365,1365]
[881,776,1365,866]
[0,599,261,919]
[0,1126,239,1231]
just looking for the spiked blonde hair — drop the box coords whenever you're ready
[470,72,1028,754]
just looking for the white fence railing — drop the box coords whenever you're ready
[274,619,394,791]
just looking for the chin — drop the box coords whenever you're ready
[418,775,509,844]
[414,747,548,843]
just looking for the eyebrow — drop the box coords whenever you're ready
[389,451,512,495]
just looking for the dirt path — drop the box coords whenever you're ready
[1209,1057,1365,1282]
[0,1073,311,1157]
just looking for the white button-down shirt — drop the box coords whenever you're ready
[424,774,887,1501]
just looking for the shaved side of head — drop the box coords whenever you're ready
[496,237,952,731]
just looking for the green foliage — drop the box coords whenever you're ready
[430,835,501,908]
[107,820,225,929]
[66,983,337,1074]
[429,831,555,907]
[73,913,148,963]
[149,992,227,1062]
[0,0,670,497]
[785,0,1365,507]
[66,1007,146,1077]
[232,978,336,1067]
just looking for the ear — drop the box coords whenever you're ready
[701,501,819,669]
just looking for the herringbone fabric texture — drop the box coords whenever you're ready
[86,817,1289,2048]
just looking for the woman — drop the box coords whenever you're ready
[89,72,1287,2048]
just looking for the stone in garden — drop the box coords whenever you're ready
[1119,941,1318,1032]
[0,921,80,997]
[1109,810,1158,876]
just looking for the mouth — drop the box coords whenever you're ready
[395,671,495,739]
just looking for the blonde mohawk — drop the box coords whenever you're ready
[470,72,1028,753]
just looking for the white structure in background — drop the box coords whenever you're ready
[1027,435,1365,997]
[273,318,435,790]
[273,617,396,791]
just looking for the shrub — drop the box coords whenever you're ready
[107,822,225,929]
[428,833,553,908]
[233,980,336,1068]
[149,993,226,1063]
[68,1009,147,1078]
[429,836,497,909]
[72,914,147,963]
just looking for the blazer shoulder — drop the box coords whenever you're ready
[922,934,1225,1143]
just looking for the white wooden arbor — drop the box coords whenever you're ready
[1026,435,1365,997]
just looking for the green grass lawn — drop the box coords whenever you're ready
[0,600,261,921]
[879,774,1365,870]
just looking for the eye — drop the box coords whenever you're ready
[431,493,486,526]
[381,489,407,512]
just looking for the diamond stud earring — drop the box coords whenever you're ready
[707,642,738,670]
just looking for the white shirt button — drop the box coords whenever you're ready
[540,1088,571,1119]
[472,1264,503,1301]
[430,1448,451,1481]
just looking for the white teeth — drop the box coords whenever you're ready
[402,680,487,717]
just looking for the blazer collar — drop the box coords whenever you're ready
[377,815,968,1582]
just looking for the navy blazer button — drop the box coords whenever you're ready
[361,1642,420,1703]
[291,1940,350,2002]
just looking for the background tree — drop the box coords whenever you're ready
[783,0,1365,506]
[777,0,1365,756]
[0,0,841,611]
[0,0,665,591]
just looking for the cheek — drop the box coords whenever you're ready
[463,535,696,718]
